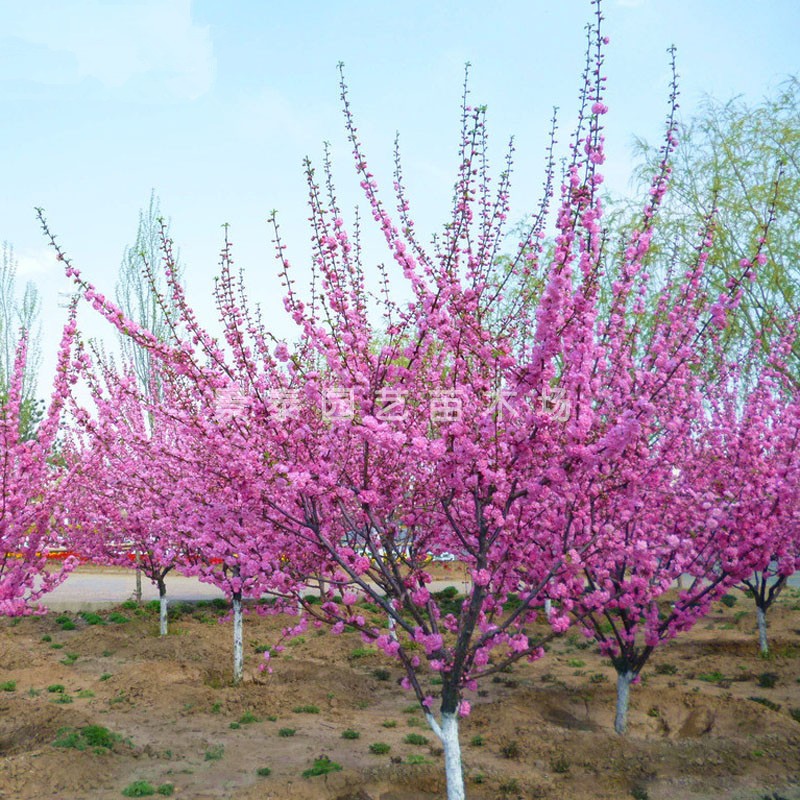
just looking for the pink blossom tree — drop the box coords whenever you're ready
[64,357,189,636]
[702,330,800,656]
[37,6,777,795]
[0,314,80,615]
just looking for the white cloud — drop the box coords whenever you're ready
[15,247,59,278]
[0,0,215,99]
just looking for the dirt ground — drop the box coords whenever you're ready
[1,573,799,800]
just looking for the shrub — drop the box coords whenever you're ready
[551,755,570,773]
[372,668,391,681]
[47,684,65,693]
[720,594,737,608]
[79,611,106,626]
[256,766,272,777]
[229,722,241,729]
[292,704,320,714]
[278,728,295,737]
[757,672,778,688]
[156,786,174,797]
[501,740,520,759]
[302,756,342,778]
[121,781,156,797]
[369,742,391,754]
[341,729,360,739]
[108,612,130,624]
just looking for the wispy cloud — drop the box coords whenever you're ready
[0,0,215,99]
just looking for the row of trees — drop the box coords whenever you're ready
[2,7,799,799]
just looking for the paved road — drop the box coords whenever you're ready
[41,568,473,612]
[39,567,799,612]
[44,570,227,611]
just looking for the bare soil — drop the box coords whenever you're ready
[1,577,799,800]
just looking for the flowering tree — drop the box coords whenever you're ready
[37,5,778,796]
[65,357,190,636]
[0,314,79,615]
[703,331,800,656]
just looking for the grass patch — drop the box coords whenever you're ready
[470,734,485,746]
[698,671,725,683]
[749,696,781,711]
[382,720,397,728]
[292,704,320,714]
[341,729,360,739]
[53,725,120,752]
[655,663,678,675]
[256,766,272,777]
[277,728,295,737]
[204,744,225,761]
[107,612,129,624]
[0,680,16,692]
[369,742,391,754]
[121,781,156,797]
[405,754,431,765]
[239,711,258,724]
[349,646,376,659]
[60,653,79,666]
[79,611,106,626]
[403,733,429,746]
[302,755,342,778]
[100,673,113,681]
[47,684,65,693]
[156,785,174,797]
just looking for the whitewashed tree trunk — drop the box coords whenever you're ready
[232,593,243,685]
[614,670,635,734]
[159,585,168,637]
[426,711,465,800]
[388,613,398,642]
[757,606,769,655]
[544,598,552,618]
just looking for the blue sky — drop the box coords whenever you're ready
[1,0,798,387]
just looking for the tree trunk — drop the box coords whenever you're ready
[757,606,769,655]
[134,552,142,604]
[232,592,243,684]
[158,578,168,637]
[614,670,635,734]
[426,711,465,800]
[544,598,552,618]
